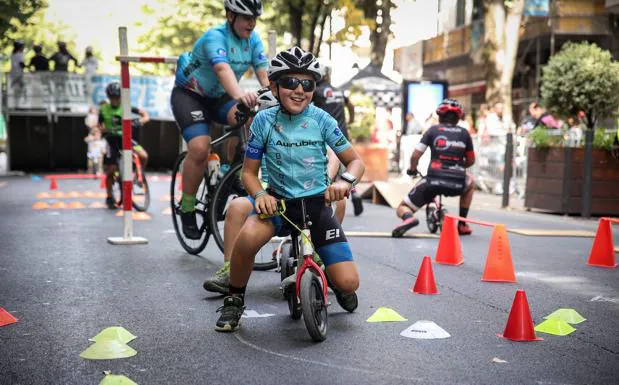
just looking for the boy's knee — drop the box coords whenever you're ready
[331,273,359,294]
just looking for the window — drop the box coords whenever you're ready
[456,0,466,27]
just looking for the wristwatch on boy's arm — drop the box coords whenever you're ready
[340,172,357,187]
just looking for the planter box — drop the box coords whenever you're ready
[525,147,619,215]
[353,144,389,182]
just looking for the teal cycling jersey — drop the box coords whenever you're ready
[175,22,269,98]
[246,105,351,198]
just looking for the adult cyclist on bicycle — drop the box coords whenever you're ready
[171,0,270,240]
[99,82,150,209]
[392,99,475,237]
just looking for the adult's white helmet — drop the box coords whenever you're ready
[257,87,278,110]
[268,46,322,82]
[319,60,332,79]
[224,0,263,17]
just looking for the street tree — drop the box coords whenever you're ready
[483,0,524,127]
[541,42,619,217]
[0,0,47,46]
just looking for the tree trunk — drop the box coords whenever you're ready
[315,7,331,57]
[308,1,324,54]
[500,0,524,128]
[369,0,392,68]
[483,0,505,107]
[288,0,305,47]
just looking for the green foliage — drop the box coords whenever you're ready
[529,127,563,148]
[593,129,616,151]
[0,0,47,46]
[541,42,619,128]
[0,7,77,73]
[348,91,375,142]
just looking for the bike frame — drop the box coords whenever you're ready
[293,200,329,303]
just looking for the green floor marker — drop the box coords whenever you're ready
[534,319,576,336]
[99,374,138,385]
[80,340,137,360]
[544,308,586,324]
[89,327,137,344]
[366,307,407,323]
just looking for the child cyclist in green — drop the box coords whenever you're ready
[215,47,365,332]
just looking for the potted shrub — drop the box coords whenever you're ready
[525,42,619,216]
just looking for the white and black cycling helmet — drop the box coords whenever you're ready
[224,0,263,17]
[268,46,322,82]
[105,82,121,98]
[257,87,278,111]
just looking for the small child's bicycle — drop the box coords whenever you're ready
[407,169,446,234]
[261,197,329,342]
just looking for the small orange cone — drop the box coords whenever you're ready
[99,175,106,189]
[0,307,18,327]
[412,256,438,294]
[435,215,464,265]
[32,202,50,210]
[50,177,58,190]
[498,290,542,341]
[587,218,617,268]
[482,224,516,282]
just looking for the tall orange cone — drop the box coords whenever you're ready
[587,218,617,268]
[498,290,542,341]
[412,256,438,294]
[435,215,464,265]
[99,174,106,189]
[482,224,516,282]
[49,177,58,190]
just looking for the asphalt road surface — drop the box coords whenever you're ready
[1,175,618,385]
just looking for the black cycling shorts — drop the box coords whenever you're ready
[246,195,354,266]
[403,176,472,209]
[103,135,141,166]
[170,86,238,142]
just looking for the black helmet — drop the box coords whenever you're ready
[33,44,42,53]
[13,40,24,50]
[105,82,121,98]
[224,0,262,17]
[268,46,322,82]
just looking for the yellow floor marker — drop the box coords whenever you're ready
[366,307,407,323]
[544,308,586,324]
[67,191,81,198]
[115,211,151,221]
[80,340,137,360]
[89,201,107,209]
[83,191,96,198]
[33,202,50,210]
[50,201,67,209]
[95,192,107,198]
[160,194,171,202]
[99,374,138,385]
[161,207,172,215]
[36,192,52,199]
[534,319,576,336]
[89,326,137,344]
[68,201,86,209]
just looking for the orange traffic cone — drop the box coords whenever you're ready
[498,290,542,341]
[435,215,464,265]
[412,256,438,294]
[49,177,58,190]
[482,224,516,282]
[587,218,617,268]
[0,307,18,327]
[99,174,106,189]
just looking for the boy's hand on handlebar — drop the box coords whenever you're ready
[325,180,351,203]
[406,169,418,177]
[255,194,279,216]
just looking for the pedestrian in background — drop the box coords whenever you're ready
[10,40,25,86]
[29,44,49,72]
[50,41,79,72]
[81,46,98,77]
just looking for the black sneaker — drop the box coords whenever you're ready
[391,217,420,238]
[180,210,201,240]
[325,271,358,313]
[215,296,245,332]
[351,192,364,216]
[105,197,116,210]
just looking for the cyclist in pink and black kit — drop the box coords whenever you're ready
[392,99,476,237]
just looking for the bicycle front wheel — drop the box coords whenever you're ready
[300,269,328,342]
[170,151,211,255]
[131,161,150,212]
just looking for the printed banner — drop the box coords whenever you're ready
[524,0,549,17]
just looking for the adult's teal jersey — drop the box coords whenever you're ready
[246,105,351,199]
[175,23,268,98]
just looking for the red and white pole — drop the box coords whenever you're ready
[107,26,148,245]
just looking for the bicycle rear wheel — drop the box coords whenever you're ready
[209,162,278,271]
[170,151,210,254]
[426,204,439,234]
[300,269,328,342]
[131,160,150,212]
[111,172,123,208]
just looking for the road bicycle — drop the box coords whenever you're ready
[407,169,446,234]
[170,107,279,270]
[107,123,150,212]
[268,197,329,342]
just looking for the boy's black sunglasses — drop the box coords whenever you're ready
[277,76,316,92]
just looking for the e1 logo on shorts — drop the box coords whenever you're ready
[326,228,340,240]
